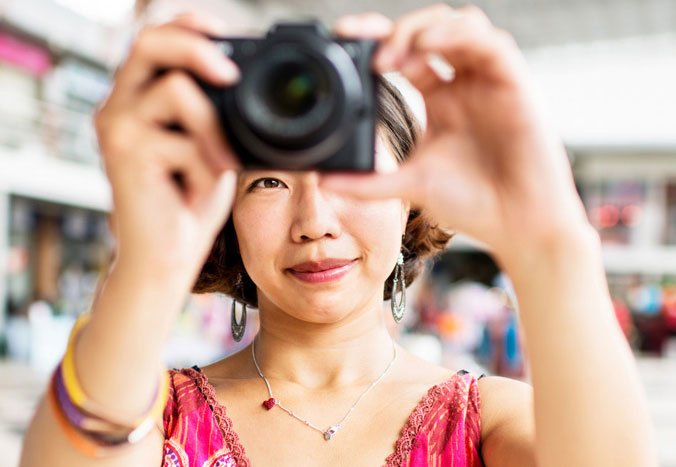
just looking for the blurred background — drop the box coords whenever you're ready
[0,0,675,465]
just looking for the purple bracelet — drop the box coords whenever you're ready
[56,358,161,426]
[53,364,141,446]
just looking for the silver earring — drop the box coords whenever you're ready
[391,251,406,323]
[231,272,247,342]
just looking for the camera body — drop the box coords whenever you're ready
[198,21,379,171]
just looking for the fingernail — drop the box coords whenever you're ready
[427,52,455,82]
[214,58,240,82]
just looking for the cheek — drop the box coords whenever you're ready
[232,201,286,276]
[353,197,404,232]
[349,199,405,260]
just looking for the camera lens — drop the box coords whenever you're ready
[263,62,327,118]
[224,29,368,168]
[237,50,337,147]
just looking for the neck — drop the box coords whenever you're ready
[252,294,397,391]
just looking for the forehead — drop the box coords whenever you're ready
[236,135,399,185]
[375,136,399,173]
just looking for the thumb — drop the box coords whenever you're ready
[195,169,238,234]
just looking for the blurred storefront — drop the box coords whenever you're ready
[1,0,676,376]
[1,0,676,465]
[0,12,255,378]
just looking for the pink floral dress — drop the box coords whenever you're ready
[161,366,484,467]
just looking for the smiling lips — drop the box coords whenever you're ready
[288,258,357,283]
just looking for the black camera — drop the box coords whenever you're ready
[198,21,379,171]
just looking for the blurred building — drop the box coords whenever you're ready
[0,0,675,368]
[0,0,676,464]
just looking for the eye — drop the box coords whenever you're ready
[248,177,287,191]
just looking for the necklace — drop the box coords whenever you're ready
[251,336,397,441]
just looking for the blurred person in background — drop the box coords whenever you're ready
[20,4,657,467]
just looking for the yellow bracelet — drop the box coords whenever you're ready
[61,312,169,430]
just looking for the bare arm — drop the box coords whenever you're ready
[19,262,181,466]
[328,7,658,465]
[479,376,536,467]
[477,227,657,467]
[20,12,239,466]
[483,226,658,467]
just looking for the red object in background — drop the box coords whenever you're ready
[0,32,52,76]
[663,287,676,331]
[597,204,620,228]
[612,298,632,340]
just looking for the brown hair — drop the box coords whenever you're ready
[192,75,454,307]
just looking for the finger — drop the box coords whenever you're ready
[159,12,229,36]
[374,4,491,72]
[398,54,443,95]
[135,70,240,172]
[415,21,526,84]
[114,23,239,101]
[136,129,222,209]
[319,166,421,205]
[333,12,394,39]
[193,169,238,234]
[140,130,237,232]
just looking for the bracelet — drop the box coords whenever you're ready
[50,312,170,457]
[54,363,128,434]
[54,361,159,443]
[49,368,166,458]
[48,370,124,458]
[60,312,169,427]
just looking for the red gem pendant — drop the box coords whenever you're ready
[262,398,277,410]
[323,425,339,441]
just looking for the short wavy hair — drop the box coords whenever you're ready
[192,75,454,307]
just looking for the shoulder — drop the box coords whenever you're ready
[162,366,215,436]
[161,367,244,465]
[392,347,483,409]
[392,351,484,434]
[477,375,537,467]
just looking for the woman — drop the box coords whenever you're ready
[21,5,657,467]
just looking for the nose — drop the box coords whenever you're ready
[290,176,342,243]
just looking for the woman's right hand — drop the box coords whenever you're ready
[94,13,240,287]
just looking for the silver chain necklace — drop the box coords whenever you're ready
[251,336,397,441]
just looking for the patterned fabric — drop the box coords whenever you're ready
[161,366,484,467]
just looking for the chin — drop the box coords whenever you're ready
[286,295,357,324]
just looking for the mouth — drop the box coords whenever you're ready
[287,258,358,284]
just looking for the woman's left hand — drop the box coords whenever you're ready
[322,5,592,269]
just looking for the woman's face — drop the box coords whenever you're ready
[232,137,410,323]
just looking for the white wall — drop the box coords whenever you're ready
[385,34,676,149]
[0,150,111,212]
[525,34,676,148]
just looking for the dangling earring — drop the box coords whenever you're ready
[231,272,247,342]
[391,251,406,323]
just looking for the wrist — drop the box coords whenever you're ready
[92,258,192,341]
[498,222,603,284]
[110,252,198,295]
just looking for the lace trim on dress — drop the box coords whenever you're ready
[383,372,464,466]
[183,367,252,467]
